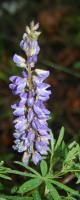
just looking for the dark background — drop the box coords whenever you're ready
[0,0,80,165]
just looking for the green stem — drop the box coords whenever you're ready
[49,154,54,173]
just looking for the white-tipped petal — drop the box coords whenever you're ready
[13,54,26,68]
[35,69,49,78]
[26,26,31,34]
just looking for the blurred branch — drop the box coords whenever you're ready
[40,60,80,78]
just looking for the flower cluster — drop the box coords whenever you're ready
[9,21,51,165]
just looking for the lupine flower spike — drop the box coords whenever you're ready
[9,21,51,165]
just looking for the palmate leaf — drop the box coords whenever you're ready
[0,195,33,200]
[18,178,42,194]
[46,182,61,200]
[50,180,80,197]
[40,160,47,177]
[14,161,41,177]
[55,127,64,151]
[32,190,41,200]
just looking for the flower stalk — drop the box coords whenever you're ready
[9,21,52,165]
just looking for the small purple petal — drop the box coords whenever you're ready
[36,141,49,155]
[27,109,34,123]
[13,140,27,152]
[27,55,37,63]
[22,71,28,78]
[27,97,34,107]
[27,130,35,142]
[35,69,49,80]
[13,54,26,68]
[32,152,42,165]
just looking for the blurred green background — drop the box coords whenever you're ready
[0,0,80,163]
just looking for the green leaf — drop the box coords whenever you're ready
[55,127,64,151]
[0,174,11,180]
[8,169,36,178]
[0,195,33,200]
[18,178,42,194]
[0,166,11,172]
[33,190,41,200]
[51,180,80,197]
[50,131,55,153]
[14,161,41,177]
[40,160,47,176]
[46,193,53,200]
[46,182,61,200]
[64,144,80,163]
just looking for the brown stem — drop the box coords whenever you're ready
[61,174,75,184]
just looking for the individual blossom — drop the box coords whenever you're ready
[9,21,51,165]
[13,54,27,68]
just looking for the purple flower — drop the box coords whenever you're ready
[14,116,27,132]
[9,21,52,165]
[32,152,42,165]
[11,103,26,116]
[13,131,24,139]
[36,88,51,101]
[27,109,34,123]
[35,69,50,80]
[20,33,29,51]
[27,96,34,107]
[36,141,49,155]
[27,130,35,142]
[19,93,27,105]
[33,103,49,119]
[20,33,40,63]
[27,55,37,63]
[32,118,49,132]
[13,139,27,152]
[13,54,26,68]
[9,76,27,95]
